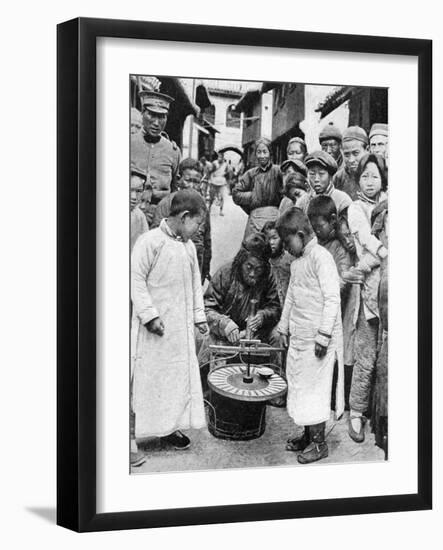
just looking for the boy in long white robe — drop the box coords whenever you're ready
[277,207,344,464]
[131,190,209,455]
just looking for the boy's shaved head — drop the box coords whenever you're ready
[170,189,207,217]
[276,207,313,239]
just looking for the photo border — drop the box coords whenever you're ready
[57,17,432,532]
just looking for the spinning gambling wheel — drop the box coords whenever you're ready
[205,339,287,440]
[208,364,287,402]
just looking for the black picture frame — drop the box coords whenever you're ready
[57,17,432,532]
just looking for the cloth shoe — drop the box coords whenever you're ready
[297,423,328,464]
[348,415,366,443]
[161,430,191,450]
[286,429,310,452]
[130,450,146,467]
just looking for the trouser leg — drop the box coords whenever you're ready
[349,303,379,413]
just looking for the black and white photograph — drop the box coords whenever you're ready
[129,75,389,473]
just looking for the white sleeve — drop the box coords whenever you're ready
[315,250,340,341]
[277,264,296,335]
[348,203,384,259]
[131,235,160,325]
[189,242,206,324]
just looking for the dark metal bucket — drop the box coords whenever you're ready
[205,391,267,441]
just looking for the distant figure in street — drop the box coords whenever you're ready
[333,126,369,200]
[296,150,352,216]
[152,158,212,284]
[286,137,307,162]
[209,152,227,216]
[233,137,283,239]
[277,207,344,464]
[131,189,209,455]
[319,122,344,169]
[225,159,236,194]
[369,123,389,161]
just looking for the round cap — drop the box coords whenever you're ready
[319,122,342,143]
[304,150,338,176]
[342,126,369,146]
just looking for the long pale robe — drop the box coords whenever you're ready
[131,220,207,438]
[278,237,344,425]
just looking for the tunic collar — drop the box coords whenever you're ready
[258,161,272,173]
[302,235,318,257]
[143,131,161,144]
[160,218,183,241]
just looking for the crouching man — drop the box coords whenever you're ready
[197,233,282,393]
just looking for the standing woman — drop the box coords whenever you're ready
[233,137,283,239]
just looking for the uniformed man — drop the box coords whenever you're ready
[131,89,181,205]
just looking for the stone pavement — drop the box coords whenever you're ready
[132,408,385,474]
[208,190,248,274]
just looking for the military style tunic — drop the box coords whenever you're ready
[131,132,181,204]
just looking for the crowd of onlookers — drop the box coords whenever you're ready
[130,114,389,468]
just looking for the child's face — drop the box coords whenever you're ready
[307,164,331,194]
[343,139,367,174]
[138,190,152,214]
[359,161,382,199]
[130,175,145,211]
[282,166,296,180]
[256,144,271,166]
[240,255,266,287]
[178,169,202,191]
[283,232,305,258]
[178,211,205,242]
[287,143,304,162]
[264,228,283,257]
[131,119,142,135]
[287,185,306,203]
[310,215,334,244]
[338,219,356,255]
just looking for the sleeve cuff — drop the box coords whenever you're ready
[315,332,331,347]
[194,310,207,324]
[139,307,160,326]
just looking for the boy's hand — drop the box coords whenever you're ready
[342,267,365,284]
[314,342,328,358]
[224,320,240,344]
[279,333,289,349]
[146,317,165,336]
[247,312,264,333]
[195,322,209,335]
